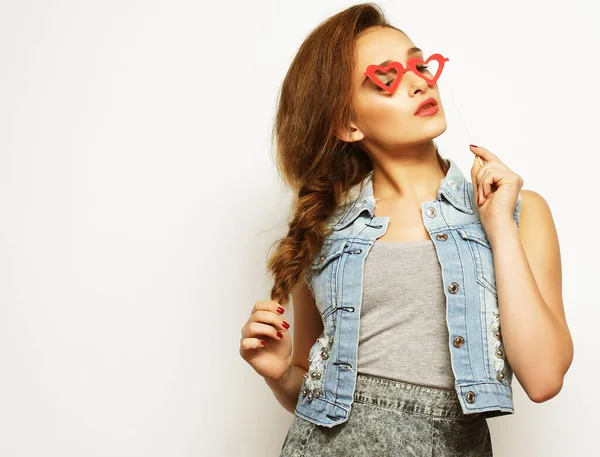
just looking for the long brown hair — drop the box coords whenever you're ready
[267,2,446,307]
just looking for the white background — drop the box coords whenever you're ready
[0,1,596,456]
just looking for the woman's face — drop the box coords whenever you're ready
[347,27,448,151]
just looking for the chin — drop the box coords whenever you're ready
[421,117,448,137]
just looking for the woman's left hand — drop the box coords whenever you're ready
[470,145,524,235]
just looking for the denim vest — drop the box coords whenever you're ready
[295,158,522,428]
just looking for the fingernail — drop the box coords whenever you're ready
[277,331,284,339]
[470,144,478,148]
[276,307,284,314]
[282,321,290,329]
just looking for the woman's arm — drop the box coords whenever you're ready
[488,189,573,402]
[265,278,324,414]
[265,365,308,414]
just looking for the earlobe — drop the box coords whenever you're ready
[335,124,364,143]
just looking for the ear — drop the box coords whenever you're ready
[335,122,365,143]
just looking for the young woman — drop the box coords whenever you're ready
[239,3,573,455]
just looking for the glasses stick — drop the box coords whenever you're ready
[445,81,485,167]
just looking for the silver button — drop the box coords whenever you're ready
[448,282,460,294]
[465,391,476,403]
[426,207,436,218]
[496,349,504,358]
[496,371,506,381]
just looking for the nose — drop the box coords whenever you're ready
[401,68,429,94]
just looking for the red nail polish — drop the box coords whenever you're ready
[277,331,283,338]
[282,321,290,329]
[276,307,284,314]
[470,144,478,148]
[261,340,266,345]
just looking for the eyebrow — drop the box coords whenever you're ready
[361,46,423,86]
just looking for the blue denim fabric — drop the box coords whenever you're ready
[280,372,493,456]
[296,158,522,428]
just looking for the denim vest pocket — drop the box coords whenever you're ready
[307,239,347,318]
[456,222,497,298]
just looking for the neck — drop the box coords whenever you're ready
[370,144,447,204]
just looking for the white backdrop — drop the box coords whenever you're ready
[0,1,596,456]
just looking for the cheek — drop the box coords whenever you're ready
[357,98,413,136]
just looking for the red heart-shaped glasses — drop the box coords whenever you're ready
[363,53,450,95]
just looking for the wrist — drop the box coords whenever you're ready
[487,218,519,246]
[265,362,294,385]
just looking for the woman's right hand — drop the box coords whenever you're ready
[239,300,292,382]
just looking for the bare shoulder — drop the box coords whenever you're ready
[518,189,555,238]
[519,189,549,214]
[517,188,558,260]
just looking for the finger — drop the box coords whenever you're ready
[471,155,481,204]
[475,163,488,202]
[242,321,285,342]
[247,309,290,332]
[470,145,504,167]
[481,170,494,199]
[470,145,487,164]
[476,165,492,203]
[470,145,493,164]
[239,337,267,357]
[251,300,285,316]
[471,154,481,187]
[476,163,496,187]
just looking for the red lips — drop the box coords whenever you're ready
[415,97,438,115]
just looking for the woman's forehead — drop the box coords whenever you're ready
[354,33,422,86]
[355,29,419,68]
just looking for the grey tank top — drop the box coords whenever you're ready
[356,239,456,389]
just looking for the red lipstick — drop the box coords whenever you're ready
[415,97,439,116]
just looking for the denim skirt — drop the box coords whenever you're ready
[279,372,493,457]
